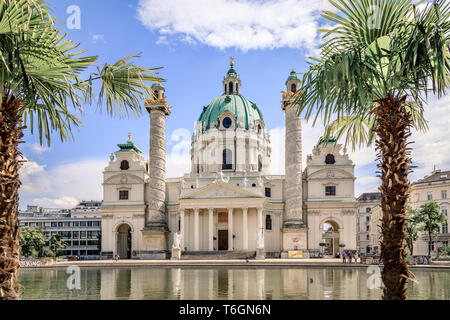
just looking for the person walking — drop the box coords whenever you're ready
[342,252,346,264]
[348,252,352,264]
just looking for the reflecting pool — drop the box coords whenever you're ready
[18,267,450,300]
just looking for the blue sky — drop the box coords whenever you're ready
[19,0,450,209]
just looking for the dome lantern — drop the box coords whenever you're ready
[223,57,241,95]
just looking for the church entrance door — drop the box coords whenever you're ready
[117,224,132,259]
[218,230,228,250]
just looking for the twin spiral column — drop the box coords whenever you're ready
[140,83,172,259]
[146,103,170,229]
[282,94,303,227]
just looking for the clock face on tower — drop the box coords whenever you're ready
[223,117,232,128]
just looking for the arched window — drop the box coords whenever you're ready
[325,154,335,164]
[258,155,263,172]
[120,160,129,170]
[291,83,296,93]
[228,82,233,94]
[222,149,232,170]
[265,215,272,230]
[154,90,159,99]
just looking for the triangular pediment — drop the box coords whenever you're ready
[181,181,263,199]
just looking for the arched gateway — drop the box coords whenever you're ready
[116,224,132,259]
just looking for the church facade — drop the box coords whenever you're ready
[100,61,357,259]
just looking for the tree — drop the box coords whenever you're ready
[409,201,447,259]
[49,234,66,257]
[19,227,45,258]
[406,207,419,256]
[0,0,161,300]
[296,0,449,300]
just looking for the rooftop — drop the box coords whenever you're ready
[413,169,450,185]
[357,192,381,201]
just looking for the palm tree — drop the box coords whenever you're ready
[296,0,449,299]
[0,0,161,299]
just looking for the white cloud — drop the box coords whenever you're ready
[136,0,333,52]
[31,196,79,208]
[166,128,191,178]
[28,143,49,155]
[409,94,450,181]
[19,158,106,208]
[91,34,105,44]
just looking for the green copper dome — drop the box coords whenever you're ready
[286,70,298,82]
[151,82,163,87]
[198,94,264,131]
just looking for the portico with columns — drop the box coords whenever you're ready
[175,181,268,252]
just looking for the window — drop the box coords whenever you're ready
[228,82,233,94]
[325,186,336,196]
[80,231,86,239]
[120,160,129,170]
[325,154,336,164]
[73,231,79,239]
[442,224,448,234]
[73,221,79,227]
[366,207,371,213]
[427,192,433,201]
[366,216,370,222]
[265,215,272,230]
[366,225,370,231]
[222,149,232,170]
[58,222,63,227]
[366,235,370,240]
[222,117,232,129]
[119,190,129,200]
[92,221,101,227]
[291,83,296,93]
[442,190,447,199]
[442,207,448,217]
[265,187,272,198]
[258,155,262,172]
[80,221,87,227]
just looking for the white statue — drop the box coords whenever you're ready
[257,229,264,249]
[215,170,230,183]
[257,175,264,187]
[242,172,248,188]
[109,153,114,161]
[172,232,182,249]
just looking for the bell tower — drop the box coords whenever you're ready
[222,56,241,95]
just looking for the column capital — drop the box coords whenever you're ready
[242,207,248,213]
[208,208,214,213]
[227,208,233,214]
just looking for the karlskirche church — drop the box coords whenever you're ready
[100,60,357,259]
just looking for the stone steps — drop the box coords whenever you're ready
[181,251,256,260]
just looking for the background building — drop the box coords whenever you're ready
[19,201,102,258]
[356,192,381,253]
[409,168,449,255]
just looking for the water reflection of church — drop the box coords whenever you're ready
[100,60,357,259]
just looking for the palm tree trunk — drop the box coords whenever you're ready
[0,98,24,300]
[374,94,413,300]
